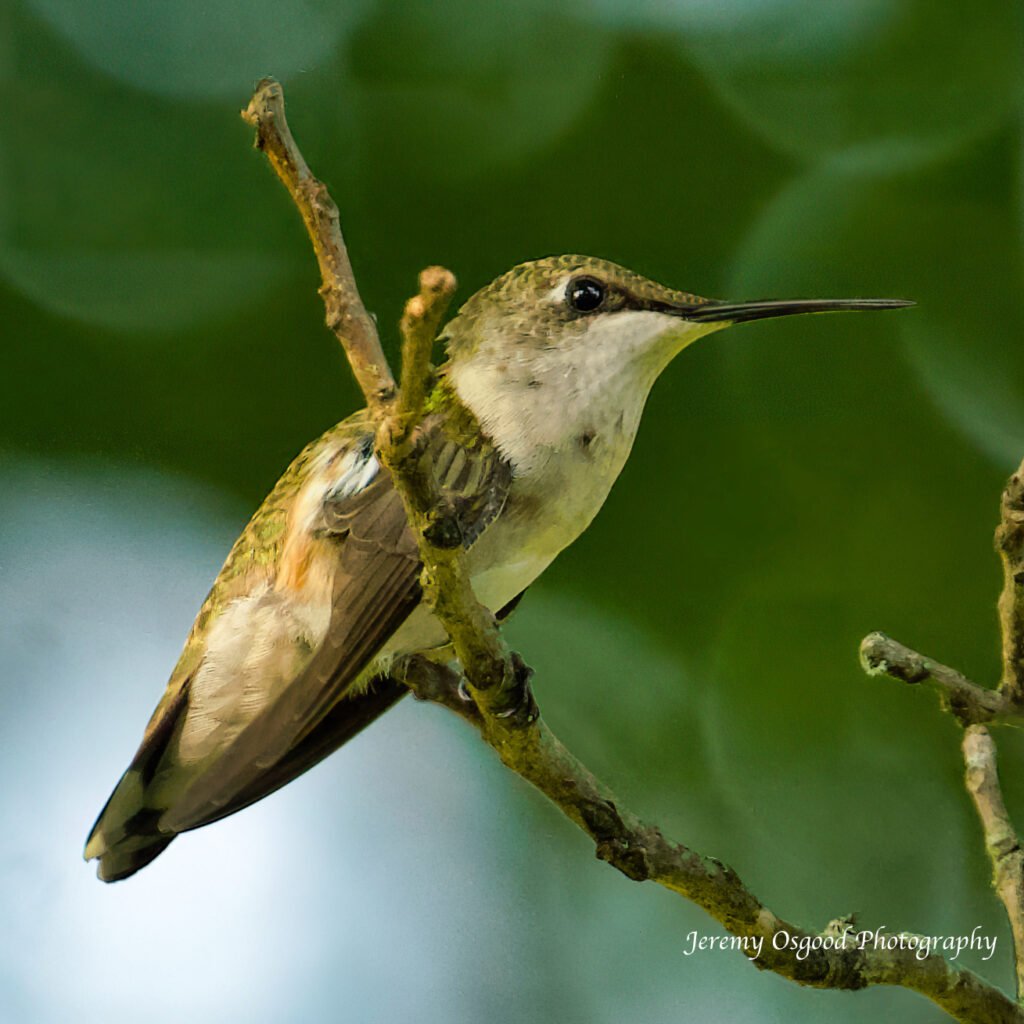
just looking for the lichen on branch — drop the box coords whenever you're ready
[243,76,1024,1024]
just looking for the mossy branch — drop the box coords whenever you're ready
[244,77,1024,1024]
[997,467,1024,702]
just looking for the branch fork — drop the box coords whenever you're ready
[243,77,1024,1023]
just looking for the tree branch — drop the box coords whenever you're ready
[244,78,1024,1024]
[378,270,533,721]
[964,725,1024,1000]
[859,632,1009,725]
[859,460,1024,1012]
[997,463,1024,703]
[391,266,457,450]
[396,657,1022,1024]
[241,77,395,412]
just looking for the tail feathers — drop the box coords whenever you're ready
[84,768,176,882]
[91,834,175,882]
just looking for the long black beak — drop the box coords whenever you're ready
[683,297,914,324]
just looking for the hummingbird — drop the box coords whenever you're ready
[85,255,911,881]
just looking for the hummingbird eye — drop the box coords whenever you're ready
[567,276,606,314]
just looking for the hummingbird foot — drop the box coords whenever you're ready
[455,652,538,727]
[404,645,537,724]
[491,652,539,728]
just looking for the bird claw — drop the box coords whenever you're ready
[493,652,539,727]
[455,653,538,726]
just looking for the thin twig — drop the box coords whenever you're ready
[241,77,395,412]
[860,632,1009,725]
[391,266,458,450]
[963,726,1024,1000]
[997,461,1024,703]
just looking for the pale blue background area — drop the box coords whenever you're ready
[0,459,992,1021]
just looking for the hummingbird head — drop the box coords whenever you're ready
[440,255,912,469]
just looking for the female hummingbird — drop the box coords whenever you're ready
[84,255,911,880]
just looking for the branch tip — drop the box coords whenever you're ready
[242,78,394,411]
[859,632,928,683]
[858,632,1006,726]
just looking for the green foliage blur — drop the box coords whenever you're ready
[3,1,1024,1021]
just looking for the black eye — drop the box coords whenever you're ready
[567,276,606,313]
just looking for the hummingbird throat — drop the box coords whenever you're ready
[446,308,717,475]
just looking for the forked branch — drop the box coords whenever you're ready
[862,458,1024,1003]
[243,77,1024,1024]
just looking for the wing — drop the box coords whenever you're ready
[161,418,512,833]
[85,417,350,879]
[183,674,410,830]
[181,583,530,832]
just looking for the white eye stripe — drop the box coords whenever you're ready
[545,277,571,304]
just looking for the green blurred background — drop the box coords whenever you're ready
[3,1,1023,1021]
